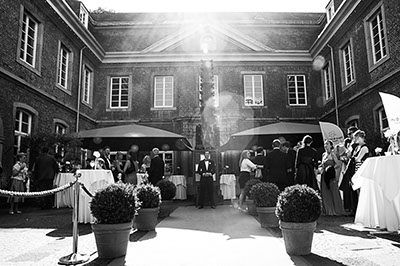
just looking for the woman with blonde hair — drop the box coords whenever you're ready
[237,150,258,211]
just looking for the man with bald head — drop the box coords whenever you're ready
[148,147,165,186]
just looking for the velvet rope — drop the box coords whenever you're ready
[0,180,76,198]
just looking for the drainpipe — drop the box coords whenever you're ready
[328,44,339,126]
[76,47,85,133]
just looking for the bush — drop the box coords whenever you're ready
[250,182,280,207]
[156,180,176,200]
[244,178,263,199]
[90,183,139,224]
[276,184,322,223]
[134,183,161,208]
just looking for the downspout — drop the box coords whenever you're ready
[76,47,86,133]
[328,44,339,125]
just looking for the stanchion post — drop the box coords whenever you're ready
[59,170,90,265]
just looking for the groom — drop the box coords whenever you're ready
[197,151,216,209]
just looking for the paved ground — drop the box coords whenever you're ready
[0,200,400,266]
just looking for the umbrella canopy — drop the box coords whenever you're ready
[220,122,323,151]
[73,124,193,151]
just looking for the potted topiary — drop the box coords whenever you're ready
[243,179,263,215]
[250,182,280,228]
[134,183,161,231]
[156,179,176,218]
[90,182,139,259]
[275,184,322,255]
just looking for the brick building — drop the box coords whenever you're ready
[0,0,399,185]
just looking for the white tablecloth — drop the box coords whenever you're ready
[352,155,400,231]
[220,174,236,200]
[54,170,114,224]
[166,175,187,200]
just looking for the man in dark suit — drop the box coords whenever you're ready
[100,146,112,170]
[265,139,291,191]
[197,151,216,209]
[32,147,59,209]
[281,141,296,186]
[148,148,165,186]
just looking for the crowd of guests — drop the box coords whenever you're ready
[87,146,166,187]
[7,145,166,215]
[236,126,371,216]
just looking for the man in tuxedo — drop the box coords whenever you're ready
[100,146,112,170]
[265,139,291,191]
[148,148,165,186]
[197,151,216,209]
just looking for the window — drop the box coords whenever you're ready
[14,109,32,154]
[244,75,263,106]
[378,107,389,133]
[346,118,359,129]
[199,75,219,107]
[54,122,67,155]
[110,77,129,108]
[341,42,355,86]
[365,5,389,70]
[369,9,387,64]
[82,66,92,104]
[79,5,89,28]
[326,1,335,22]
[154,76,173,108]
[287,75,307,106]
[57,44,70,89]
[19,11,38,67]
[55,123,67,135]
[322,63,333,101]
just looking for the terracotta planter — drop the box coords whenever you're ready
[279,221,317,255]
[256,207,279,228]
[134,207,160,231]
[246,200,257,216]
[91,222,132,259]
[159,200,174,218]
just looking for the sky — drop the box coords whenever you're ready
[81,0,328,13]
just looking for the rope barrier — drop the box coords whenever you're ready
[78,182,94,198]
[0,180,76,198]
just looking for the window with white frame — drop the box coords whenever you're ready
[55,123,67,135]
[82,66,92,104]
[378,107,389,133]
[287,75,307,106]
[368,7,388,64]
[244,75,263,106]
[57,44,70,89]
[323,63,333,101]
[14,109,32,154]
[54,122,67,155]
[19,11,38,67]
[326,1,335,22]
[154,76,173,108]
[341,42,355,86]
[199,75,219,107]
[110,77,129,108]
[79,5,89,28]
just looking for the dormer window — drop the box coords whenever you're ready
[326,1,335,23]
[79,4,89,28]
